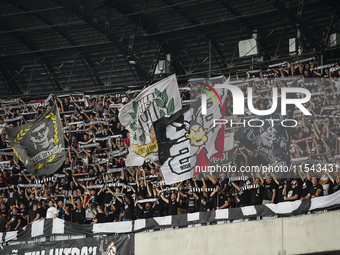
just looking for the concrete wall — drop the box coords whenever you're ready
[135,210,340,255]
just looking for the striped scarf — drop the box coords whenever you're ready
[191,187,215,193]
[241,184,259,191]
[229,176,248,184]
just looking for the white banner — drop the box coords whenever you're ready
[118,74,182,166]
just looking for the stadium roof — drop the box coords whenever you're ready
[0,0,339,99]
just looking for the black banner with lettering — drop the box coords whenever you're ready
[0,234,134,255]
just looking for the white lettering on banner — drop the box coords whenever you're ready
[24,247,98,255]
[32,144,63,164]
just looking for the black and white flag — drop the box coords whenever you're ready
[7,105,65,176]
[234,79,298,177]
[119,74,182,166]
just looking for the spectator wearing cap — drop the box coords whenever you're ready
[283,180,300,201]
[301,177,324,200]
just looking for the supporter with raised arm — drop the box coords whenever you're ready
[160,190,180,215]
[258,174,277,204]
[231,180,251,207]
[326,171,340,193]
[210,184,230,209]
[70,198,85,224]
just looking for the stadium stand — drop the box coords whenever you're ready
[0,61,340,236]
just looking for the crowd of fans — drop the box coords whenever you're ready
[0,59,340,233]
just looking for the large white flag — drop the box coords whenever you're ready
[118,74,182,166]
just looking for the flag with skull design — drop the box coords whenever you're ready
[7,104,65,176]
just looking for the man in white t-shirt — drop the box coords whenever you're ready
[46,201,59,219]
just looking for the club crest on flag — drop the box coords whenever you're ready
[119,74,182,166]
[7,104,65,176]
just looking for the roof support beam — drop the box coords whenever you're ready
[52,0,149,84]
[148,43,163,81]
[218,1,272,59]
[0,19,63,91]
[161,0,228,70]
[270,0,321,52]
[38,59,57,91]
[0,63,23,94]
[7,0,103,87]
[322,8,337,49]
[0,66,13,94]
[106,1,187,81]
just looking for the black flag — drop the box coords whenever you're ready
[7,104,65,176]
[235,79,298,175]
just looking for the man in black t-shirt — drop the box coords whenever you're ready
[92,206,106,224]
[0,204,8,232]
[160,191,180,215]
[6,207,21,231]
[187,190,200,213]
[283,180,300,201]
[123,194,135,221]
[210,184,229,209]
[250,178,263,205]
[199,197,210,212]
[141,202,156,218]
[261,175,277,204]
[231,181,251,207]
[105,202,117,222]
[28,204,40,224]
[19,203,28,227]
[37,201,47,219]
[301,178,312,198]
[71,201,85,224]
[301,177,324,200]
